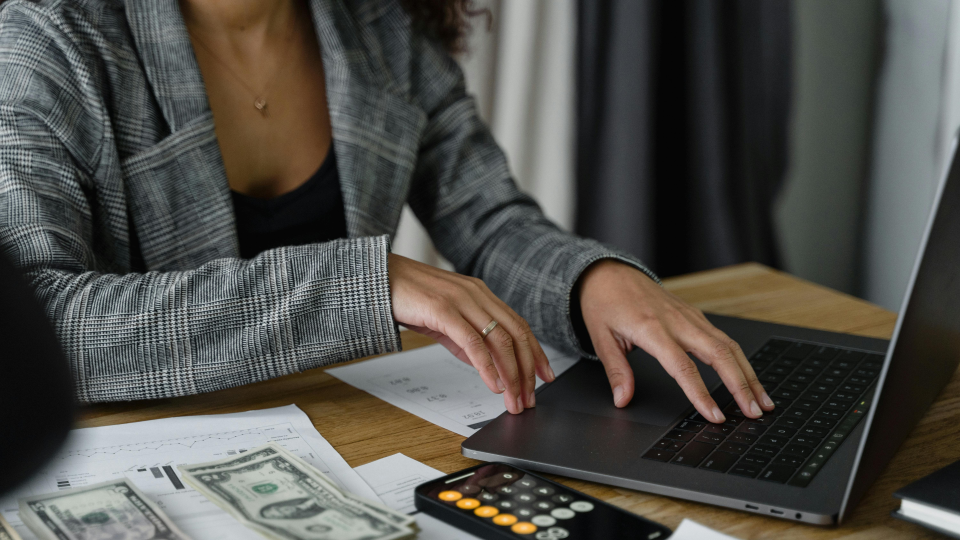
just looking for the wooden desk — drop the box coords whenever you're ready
[77,263,960,539]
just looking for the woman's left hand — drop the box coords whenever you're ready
[577,260,775,423]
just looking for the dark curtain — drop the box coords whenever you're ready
[576,0,792,277]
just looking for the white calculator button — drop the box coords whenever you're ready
[548,527,570,539]
[535,532,552,540]
[531,515,556,527]
[550,508,575,520]
[570,501,594,512]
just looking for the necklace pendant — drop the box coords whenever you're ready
[254,97,267,114]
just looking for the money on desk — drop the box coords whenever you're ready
[0,514,22,540]
[17,479,191,540]
[178,442,417,540]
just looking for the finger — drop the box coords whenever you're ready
[594,331,635,407]
[637,327,726,423]
[437,310,504,396]
[476,304,540,408]
[483,324,525,414]
[678,323,764,419]
[695,321,773,410]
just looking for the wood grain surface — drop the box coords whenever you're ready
[76,263,960,539]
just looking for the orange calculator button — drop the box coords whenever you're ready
[493,514,518,526]
[474,506,500,518]
[456,498,480,509]
[511,522,538,534]
[438,491,463,501]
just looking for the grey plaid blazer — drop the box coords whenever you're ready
[0,0,656,402]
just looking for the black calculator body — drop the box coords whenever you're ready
[414,462,672,539]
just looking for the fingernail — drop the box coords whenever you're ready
[712,407,726,423]
[613,386,625,406]
[496,378,505,392]
[516,395,525,412]
[546,365,556,381]
[762,392,774,408]
[528,391,536,408]
[750,401,763,417]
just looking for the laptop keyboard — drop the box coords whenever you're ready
[641,338,882,487]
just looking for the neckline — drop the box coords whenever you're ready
[231,145,336,205]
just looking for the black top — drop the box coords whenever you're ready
[231,147,347,259]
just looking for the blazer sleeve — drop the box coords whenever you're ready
[0,5,400,403]
[404,35,660,359]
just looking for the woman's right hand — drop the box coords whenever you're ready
[387,253,555,414]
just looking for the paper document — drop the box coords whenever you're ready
[0,405,376,540]
[328,343,580,436]
[670,519,741,540]
[355,453,481,540]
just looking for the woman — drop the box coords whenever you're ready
[0,0,773,421]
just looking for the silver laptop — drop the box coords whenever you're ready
[462,140,960,525]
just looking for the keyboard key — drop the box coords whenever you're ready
[801,391,830,402]
[730,462,763,478]
[736,423,767,436]
[759,464,797,483]
[802,358,829,368]
[840,384,864,393]
[780,381,809,392]
[847,376,872,385]
[854,368,879,379]
[718,441,750,455]
[783,408,813,420]
[808,417,837,429]
[774,358,801,368]
[758,434,790,447]
[771,388,800,400]
[810,346,840,361]
[823,400,851,411]
[759,373,785,384]
[766,365,792,376]
[676,420,706,432]
[740,454,772,466]
[831,359,858,370]
[832,392,859,402]
[774,455,806,467]
[704,424,735,436]
[817,375,843,386]
[815,409,843,420]
[722,417,744,427]
[793,400,820,411]
[823,368,850,378]
[809,383,836,394]
[700,451,740,473]
[775,417,805,429]
[664,430,695,442]
[772,397,793,408]
[799,425,828,438]
[694,432,725,445]
[751,361,771,373]
[789,373,815,384]
[729,433,757,445]
[744,416,777,425]
[769,426,797,438]
[643,448,676,462]
[672,442,715,467]
[792,435,821,447]
[782,343,815,360]
[751,444,780,457]
[796,365,823,376]
[782,445,813,458]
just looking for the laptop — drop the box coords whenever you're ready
[462,139,960,525]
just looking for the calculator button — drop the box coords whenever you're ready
[516,508,535,518]
[569,501,594,512]
[475,506,500,518]
[547,528,570,539]
[552,494,574,504]
[517,479,537,489]
[478,492,499,502]
[515,493,537,503]
[501,473,518,481]
[459,484,481,495]
[532,487,555,496]
[533,501,555,511]
[496,500,518,511]
[511,522,538,535]
[493,514,518,526]
[531,515,556,527]
[456,498,480,510]
[497,486,518,495]
[550,508,575,520]
[439,491,462,501]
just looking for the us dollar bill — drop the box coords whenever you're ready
[0,514,22,540]
[18,479,191,540]
[178,443,415,540]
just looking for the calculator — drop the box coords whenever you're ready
[414,462,672,539]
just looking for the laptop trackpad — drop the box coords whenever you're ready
[537,347,724,426]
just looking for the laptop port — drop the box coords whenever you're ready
[796,513,802,519]
[770,509,784,515]
[745,504,759,510]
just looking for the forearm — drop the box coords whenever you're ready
[29,237,400,403]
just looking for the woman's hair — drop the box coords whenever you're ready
[400,0,488,55]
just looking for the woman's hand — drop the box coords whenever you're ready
[388,253,555,414]
[578,260,774,423]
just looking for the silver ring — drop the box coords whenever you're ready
[480,320,499,338]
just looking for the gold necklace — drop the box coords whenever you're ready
[187,22,296,116]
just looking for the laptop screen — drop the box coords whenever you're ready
[840,138,960,520]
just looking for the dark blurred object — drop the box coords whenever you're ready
[576,0,792,277]
[0,253,74,495]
